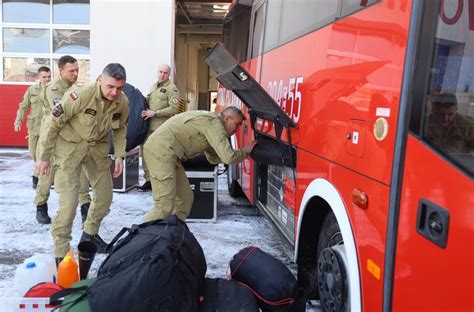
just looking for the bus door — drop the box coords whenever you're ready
[388,1,474,310]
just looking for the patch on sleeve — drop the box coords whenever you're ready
[85,108,97,116]
[172,98,178,104]
[112,113,121,120]
[70,92,78,101]
[52,103,64,117]
[160,88,167,93]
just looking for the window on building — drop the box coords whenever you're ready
[1,0,90,83]
[53,0,90,24]
[3,28,50,53]
[53,29,90,54]
[2,0,49,23]
[3,57,50,81]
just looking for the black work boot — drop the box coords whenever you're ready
[55,257,63,268]
[36,203,51,224]
[80,232,108,254]
[32,176,38,189]
[138,181,151,191]
[80,203,90,224]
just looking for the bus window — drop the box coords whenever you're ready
[340,0,380,18]
[249,2,266,59]
[263,0,282,53]
[223,2,252,63]
[413,0,474,176]
[279,0,339,46]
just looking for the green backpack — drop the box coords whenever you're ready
[49,278,95,312]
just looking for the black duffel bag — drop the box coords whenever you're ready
[229,246,297,312]
[199,278,259,312]
[87,215,207,312]
[250,139,296,168]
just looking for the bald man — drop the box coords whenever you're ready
[139,64,180,191]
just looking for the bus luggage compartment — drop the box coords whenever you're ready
[250,134,296,168]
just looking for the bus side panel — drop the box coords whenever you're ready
[297,148,390,311]
[258,2,412,186]
[392,136,474,311]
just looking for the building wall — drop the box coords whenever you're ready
[1,0,176,147]
[0,85,29,147]
[91,0,176,94]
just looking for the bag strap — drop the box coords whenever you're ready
[234,280,294,307]
[107,225,134,251]
[49,286,89,307]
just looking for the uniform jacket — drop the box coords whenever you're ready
[37,77,76,156]
[147,80,179,131]
[40,82,129,173]
[14,83,44,136]
[144,110,247,164]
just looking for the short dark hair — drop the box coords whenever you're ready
[58,55,77,69]
[221,106,246,120]
[431,92,457,109]
[38,66,50,73]
[101,63,126,81]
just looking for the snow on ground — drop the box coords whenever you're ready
[0,147,320,311]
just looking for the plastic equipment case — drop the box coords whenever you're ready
[109,147,139,192]
[182,155,217,222]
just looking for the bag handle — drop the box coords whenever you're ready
[49,286,89,308]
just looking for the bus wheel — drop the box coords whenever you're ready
[227,167,243,197]
[317,212,348,312]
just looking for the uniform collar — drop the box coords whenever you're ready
[57,76,73,90]
[156,79,170,88]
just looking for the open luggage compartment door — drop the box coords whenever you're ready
[204,43,296,130]
[204,43,297,167]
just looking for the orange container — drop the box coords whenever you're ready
[56,251,79,288]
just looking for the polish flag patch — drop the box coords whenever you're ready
[70,92,78,101]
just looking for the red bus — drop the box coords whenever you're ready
[206,0,473,311]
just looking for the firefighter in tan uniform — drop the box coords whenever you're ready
[143,107,256,222]
[34,56,91,225]
[13,66,51,189]
[37,63,129,260]
[139,64,180,191]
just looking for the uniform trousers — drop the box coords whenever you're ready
[143,146,193,222]
[51,153,113,257]
[28,134,39,163]
[34,157,91,206]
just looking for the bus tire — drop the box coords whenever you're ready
[317,212,349,312]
